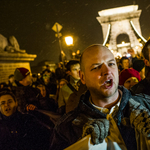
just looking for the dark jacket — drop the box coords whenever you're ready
[0,111,51,150]
[50,86,150,150]
[12,82,44,112]
[130,77,150,96]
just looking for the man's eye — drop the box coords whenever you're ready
[108,63,115,66]
[91,66,100,71]
[8,101,12,104]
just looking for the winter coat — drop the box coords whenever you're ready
[0,111,51,150]
[50,86,150,150]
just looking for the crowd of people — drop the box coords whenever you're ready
[0,39,150,149]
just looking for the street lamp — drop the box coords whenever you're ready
[65,36,73,46]
[65,36,74,59]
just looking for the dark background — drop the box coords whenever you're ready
[0,0,149,66]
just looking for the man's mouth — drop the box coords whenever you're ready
[104,79,113,88]
[5,108,11,112]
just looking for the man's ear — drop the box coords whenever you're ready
[79,70,86,84]
[144,59,150,67]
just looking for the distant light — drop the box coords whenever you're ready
[126,53,131,57]
[122,41,125,44]
[116,52,122,58]
[65,36,73,45]
[76,50,80,55]
[135,46,139,49]
[72,52,76,56]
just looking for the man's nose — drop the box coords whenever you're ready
[101,64,111,76]
[4,102,9,107]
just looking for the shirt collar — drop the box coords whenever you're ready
[89,89,122,115]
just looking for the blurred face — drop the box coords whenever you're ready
[43,71,50,84]
[70,63,80,80]
[32,77,37,82]
[122,59,129,69]
[9,76,15,83]
[139,67,145,80]
[124,77,139,90]
[80,46,119,99]
[20,75,32,86]
[37,85,46,97]
[0,95,17,116]
[59,80,67,88]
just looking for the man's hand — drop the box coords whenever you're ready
[26,104,36,111]
[82,119,109,145]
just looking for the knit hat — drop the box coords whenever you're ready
[14,67,30,81]
[119,68,141,85]
[132,59,145,72]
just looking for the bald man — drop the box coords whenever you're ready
[50,45,150,150]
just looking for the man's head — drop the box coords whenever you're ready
[66,60,80,80]
[8,74,14,84]
[80,44,119,100]
[142,39,150,67]
[14,67,32,86]
[32,73,38,83]
[120,56,130,70]
[0,90,17,117]
[132,59,145,80]
[119,68,141,89]
[42,69,51,85]
[37,83,47,98]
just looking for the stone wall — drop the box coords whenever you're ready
[0,52,36,83]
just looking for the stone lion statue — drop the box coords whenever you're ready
[0,34,26,53]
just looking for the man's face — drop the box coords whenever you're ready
[0,95,17,117]
[20,75,32,86]
[43,71,51,84]
[9,76,15,83]
[122,59,129,69]
[37,85,46,97]
[70,63,80,80]
[124,77,139,90]
[80,46,119,99]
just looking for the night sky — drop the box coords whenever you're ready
[0,0,150,66]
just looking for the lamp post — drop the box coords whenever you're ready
[65,36,74,59]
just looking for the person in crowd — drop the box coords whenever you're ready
[50,44,150,150]
[41,69,57,95]
[13,67,40,112]
[65,81,87,113]
[55,62,66,82]
[119,68,141,90]
[46,64,50,70]
[7,74,15,89]
[31,73,39,88]
[0,89,51,150]
[57,59,80,115]
[127,48,138,64]
[0,82,8,90]
[118,56,130,72]
[13,67,56,128]
[132,59,145,80]
[55,78,68,103]
[130,39,150,95]
[36,81,58,112]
